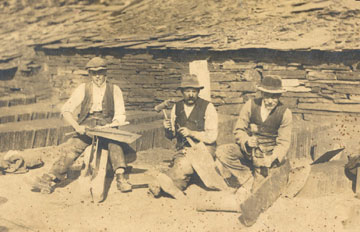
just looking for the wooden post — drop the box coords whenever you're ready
[356,167,360,194]
[189,60,211,101]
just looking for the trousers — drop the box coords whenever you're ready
[49,114,135,180]
[166,145,216,191]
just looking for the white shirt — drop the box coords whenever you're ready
[260,101,271,122]
[61,82,126,124]
[170,102,218,144]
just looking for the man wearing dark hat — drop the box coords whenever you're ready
[215,75,292,197]
[32,57,133,194]
[148,73,218,199]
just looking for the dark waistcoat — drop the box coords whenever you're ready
[77,82,115,124]
[249,98,287,154]
[175,97,214,149]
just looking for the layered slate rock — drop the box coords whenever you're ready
[0,0,360,57]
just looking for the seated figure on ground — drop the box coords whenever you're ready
[32,57,134,194]
[148,73,219,199]
[215,75,293,200]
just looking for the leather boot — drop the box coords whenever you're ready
[116,173,132,193]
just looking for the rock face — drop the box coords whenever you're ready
[1,0,360,158]
[30,49,360,119]
[0,0,360,119]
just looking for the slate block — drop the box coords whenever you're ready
[33,128,49,148]
[0,131,15,152]
[227,81,257,92]
[46,128,59,146]
[0,100,9,107]
[0,115,15,124]
[17,113,31,121]
[8,98,25,107]
[262,70,306,79]
[14,130,34,150]
[336,71,360,81]
[239,160,291,227]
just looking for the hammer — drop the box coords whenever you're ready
[154,98,175,120]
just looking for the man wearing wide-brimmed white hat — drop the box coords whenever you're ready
[215,75,292,191]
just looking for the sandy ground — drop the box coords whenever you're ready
[1,147,360,232]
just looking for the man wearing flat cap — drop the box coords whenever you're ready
[148,73,218,199]
[215,75,292,196]
[32,57,133,194]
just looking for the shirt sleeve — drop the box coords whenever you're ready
[200,103,218,144]
[164,104,176,140]
[272,108,293,162]
[170,104,176,132]
[61,83,86,115]
[233,100,252,153]
[112,85,126,124]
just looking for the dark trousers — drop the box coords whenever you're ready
[215,143,254,185]
[49,114,133,180]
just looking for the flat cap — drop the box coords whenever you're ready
[86,57,107,71]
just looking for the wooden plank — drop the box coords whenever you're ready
[0,115,15,124]
[356,167,360,194]
[152,126,175,149]
[14,130,34,150]
[17,113,31,121]
[0,132,15,152]
[32,128,48,148]
[90,145,109,203]
[86,128,142,144]
[46,128,59,147]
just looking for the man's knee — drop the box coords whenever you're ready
[108,142,124,155]
[215,143,241,162]
[62,137,90,155]
[173,156,193,175]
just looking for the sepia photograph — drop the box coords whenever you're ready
[0,0,360,231]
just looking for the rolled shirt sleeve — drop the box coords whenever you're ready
[233,100,252,154]
[272,108,292,162]
[61,83,86,115]
[201,103,218,144]
[233,99,293,162]
[112,85,127,124]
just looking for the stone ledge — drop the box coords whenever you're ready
[0,113,236,153]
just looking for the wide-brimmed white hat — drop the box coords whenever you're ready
[177,74,204,90]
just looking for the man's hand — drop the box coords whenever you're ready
[247,136,258,148]
[178,127,193,137]
[96,120,129,129]
[75,125,87,135]
[253,154,274,168]
[163,119,172,130]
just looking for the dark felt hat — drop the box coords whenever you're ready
[257,76,286,93]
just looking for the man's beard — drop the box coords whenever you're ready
[184,98,196,106]
[264,103,277,111]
